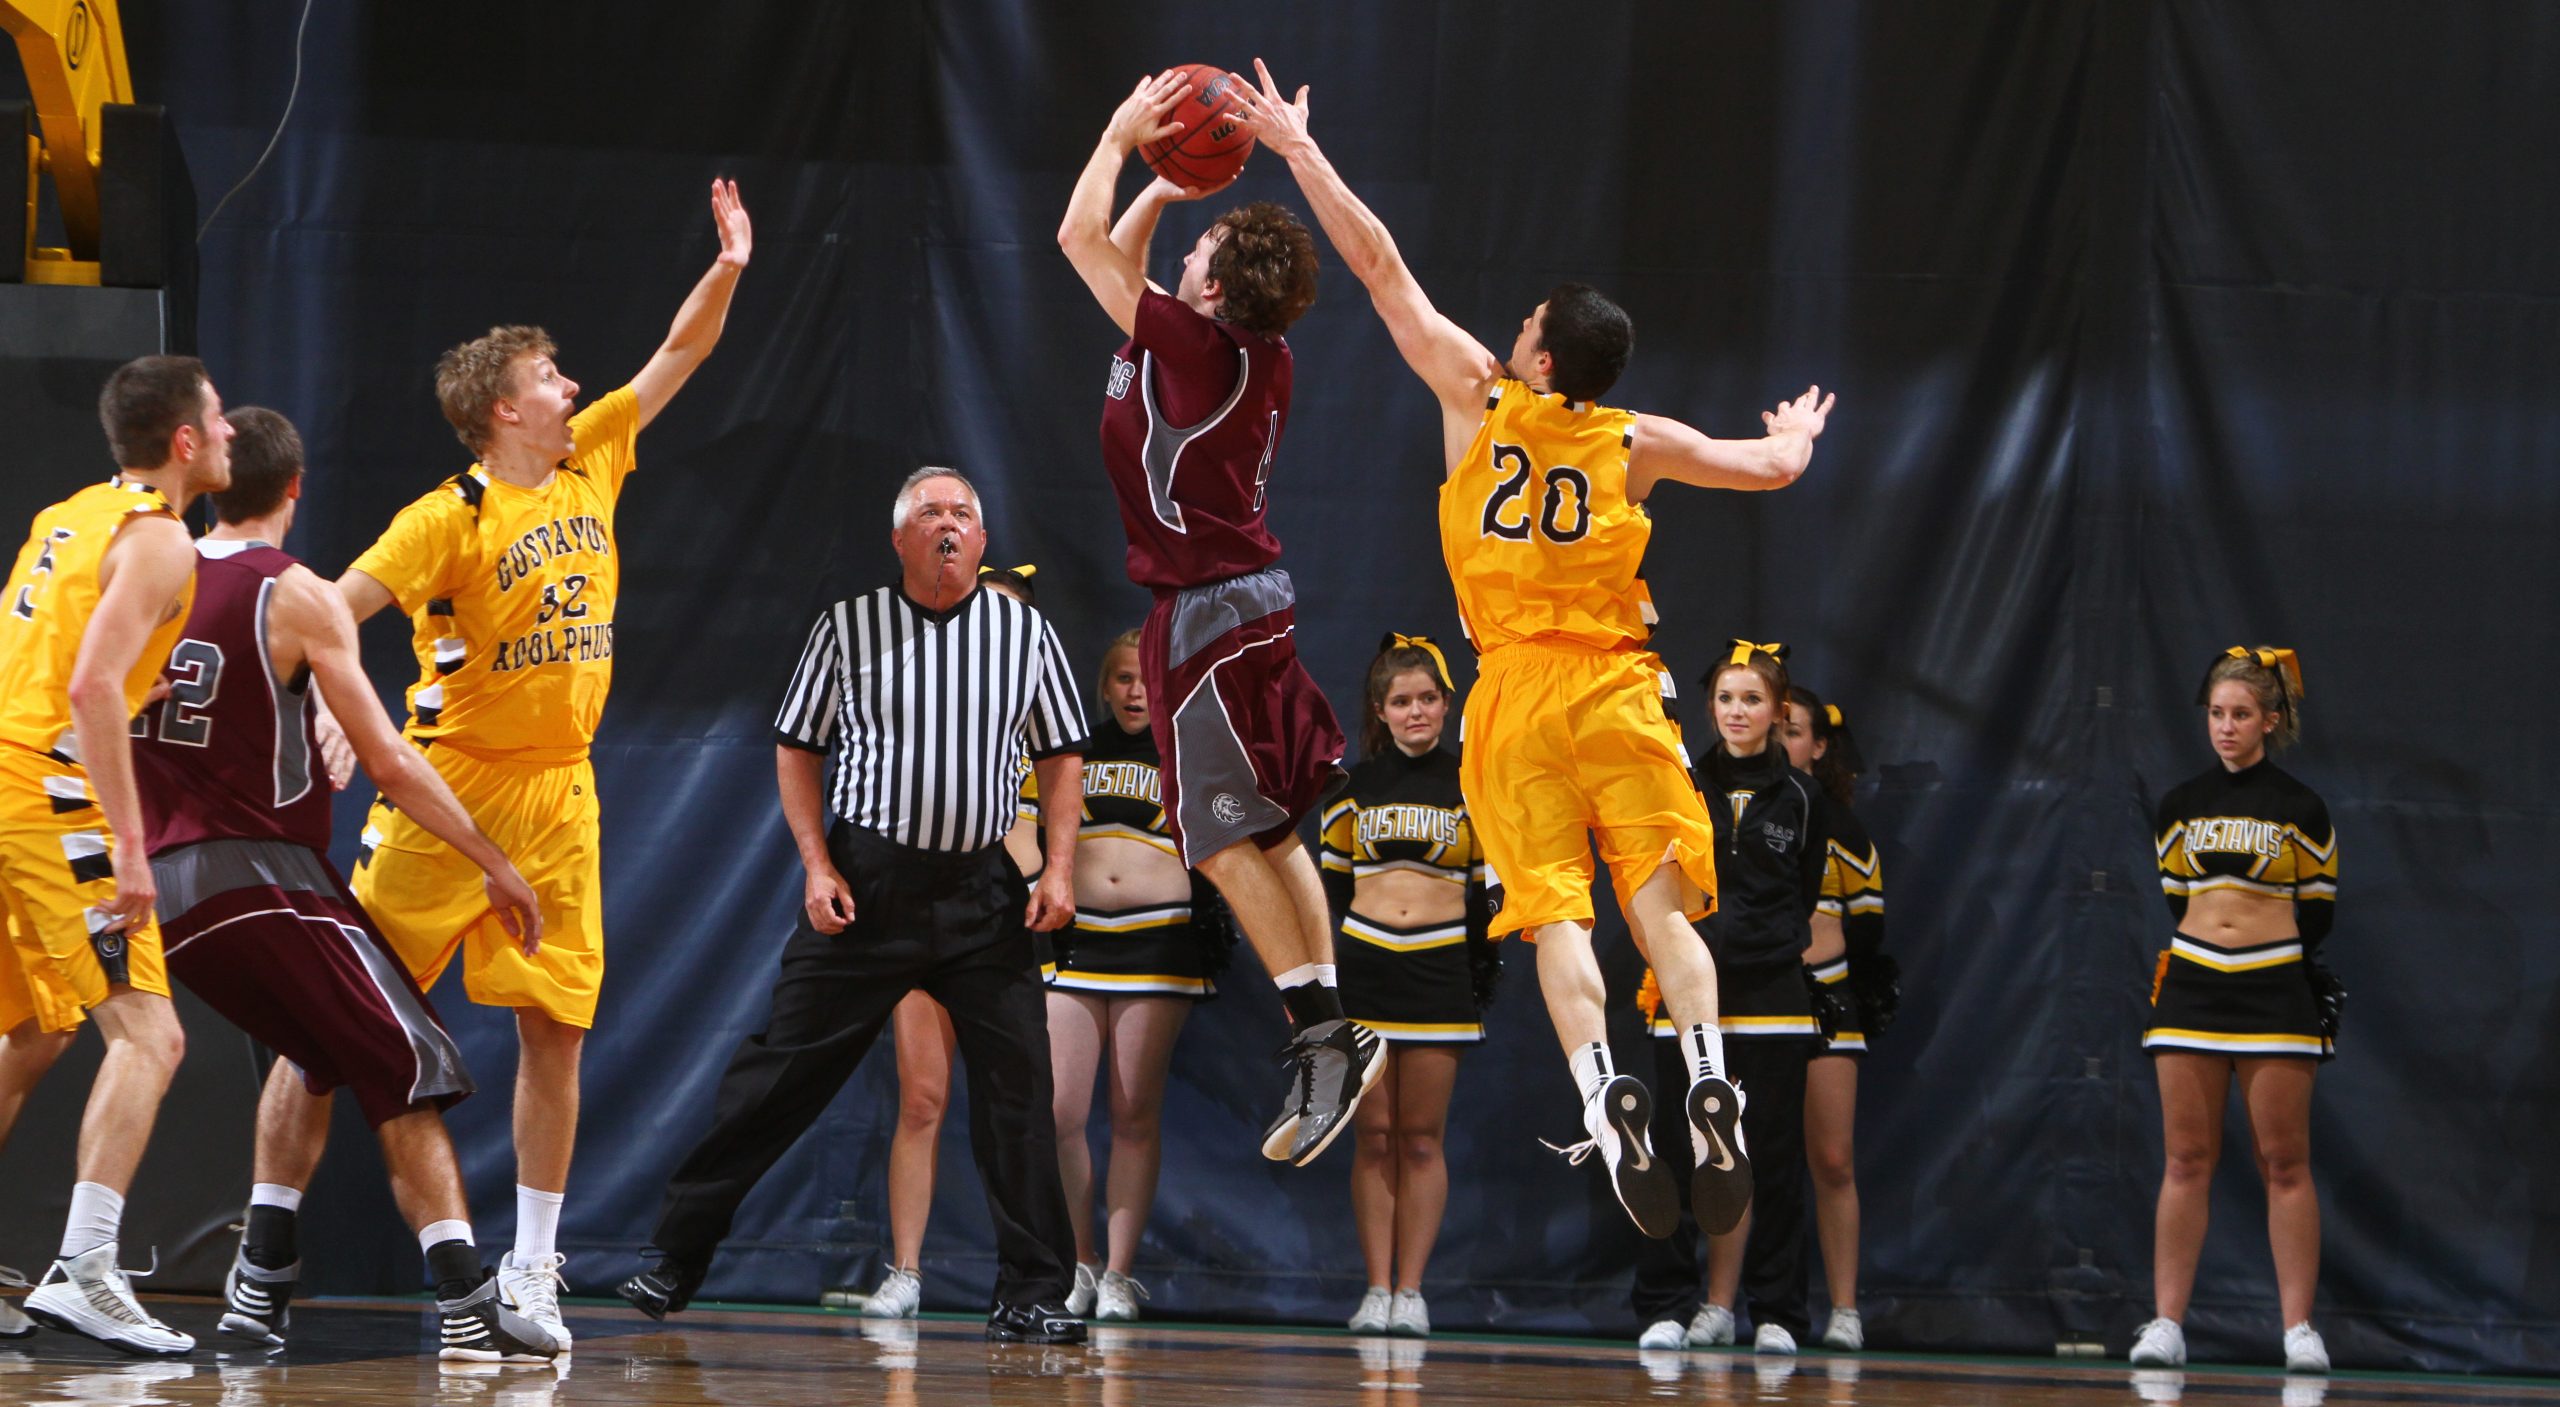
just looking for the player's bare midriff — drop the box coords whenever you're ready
[1074,833,1192,911]
[1349,868,1465,930]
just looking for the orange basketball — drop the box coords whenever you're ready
[1139,64,1256,189]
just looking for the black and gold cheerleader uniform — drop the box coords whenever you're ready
[2145,758,2337,1059]
[1805,798,1888,1056]
[1011,756,1057,983]
[1319,746,1492,1043]
[1049,719,1224,1000]
[1631,740,1829,1337]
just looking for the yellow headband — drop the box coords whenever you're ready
[1388,632,1452,689]
[1726,638,1786,666]
[978,562,1037,578]
[2224,645,2304,702]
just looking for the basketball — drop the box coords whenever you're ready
[1140,63,1256,189]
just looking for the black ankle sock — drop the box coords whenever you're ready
[244,1204,299,1271]
[1279,982,1343,1029]
[425,1240,481,1303]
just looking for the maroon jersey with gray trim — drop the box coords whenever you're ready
[1099,290,1293,589]
[136,541,330,855]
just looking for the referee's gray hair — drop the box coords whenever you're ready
[891,466,981,530]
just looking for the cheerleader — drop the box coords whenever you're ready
[1782,686,1892,1352]
[1321,634,1492,1339]
[1048,630,1227,1323]
[2134,648,2338,1374]
[1633,641,1826,1354]
[864,565,1042,1320]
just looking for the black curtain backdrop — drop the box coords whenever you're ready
[69,0,2553,1373]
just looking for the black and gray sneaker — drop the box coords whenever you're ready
[985,1299,1087,1344]
[1543,1074,1679,1239]
[1260,1037,1313,1161]
[439,1270,564,1362]
[1284,1018,1386,1167]
[1686,1075,1753,1235]
[218,1247,298,1349]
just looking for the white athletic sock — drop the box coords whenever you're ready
[1568,1042,1615,1103]
[61,1181,124,1259]
[1313,963,1339,988]
[1680,1023,1727,1085]
[419,1219,474,1255]
[1274,963,1319,989]
[250,1182,304,1213]
[514,1185,564,1262]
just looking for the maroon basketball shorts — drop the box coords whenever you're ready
[153,838,473,1126]
[1140,567,1346,865]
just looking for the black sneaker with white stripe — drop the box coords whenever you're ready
[1545,1074,1679,1239]
[218,1247,298,1348]
[1686,1075,1753,1235]
[438,1269,563,1362]
[1285,1019,1387,1167]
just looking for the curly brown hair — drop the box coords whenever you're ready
[1207,202,1318,336]
[435,325,557,456]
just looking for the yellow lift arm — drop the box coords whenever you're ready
[2,0,134,281]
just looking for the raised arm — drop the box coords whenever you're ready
[66,514,194,933]
[1625,385,1835,501]
[1059,72,1195,337]
[1239,59,1502,432]
[628,178,752,430]
[279,567,542,949]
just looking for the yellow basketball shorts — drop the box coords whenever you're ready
[0,746,170,1034]
[1459,643,1716,940]
[353,746,604,1028]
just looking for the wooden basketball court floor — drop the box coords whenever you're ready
[4,1298,2554,1407]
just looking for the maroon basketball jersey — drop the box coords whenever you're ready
[137,541,330,855]
[1099,290,1292,590]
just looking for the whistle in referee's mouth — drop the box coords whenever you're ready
[938,534,957,558]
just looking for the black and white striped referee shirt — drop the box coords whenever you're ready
[773,584,1088,853]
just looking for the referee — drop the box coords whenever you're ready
[620,468,1091,1344]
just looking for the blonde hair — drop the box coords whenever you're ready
[1096,629,1143,707]
[435,325,556,455]
[2203,650,2302,750]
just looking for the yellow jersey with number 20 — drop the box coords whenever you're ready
[0,480,190,760]
[1439,378,1651,654]
[348,386,640,765]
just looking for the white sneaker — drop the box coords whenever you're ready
[1637,1319,1687,1350]
[1387,1289,1429,1338]
[2132,1369,2188,1404]
[497,1251,571,1352]
[2129,1317,2187,1367]
[1065,1263,1100,1318]
[1637,1346,1688,1382]
[1348,1286,1392,1334]
[0,1264,32,1339]
[1686,1302,1735,1347]
[1755,1321,1798,1355]
[1822,1306,1864,1351]
[2283,1322,2330,1374]
[1094,1270,1147,1322]
[20,1244,194,1356]
[862,1266,920,1320]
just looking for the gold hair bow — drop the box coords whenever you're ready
[1726,639,1787,666]
[1389,632,1452,689]
[1824,703,1844,729]
[978,562,1038,578]
[2225,645,2304,701]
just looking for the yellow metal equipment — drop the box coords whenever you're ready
[1,0,134,285]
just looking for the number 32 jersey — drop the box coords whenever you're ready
[1440,378,1652,653]
[348,386,639,764]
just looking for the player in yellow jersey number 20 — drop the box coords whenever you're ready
[1241,64,1834,1246]
[250,181,755,1352]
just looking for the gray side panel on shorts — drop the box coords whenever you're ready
[329,920,475,1104]
[152,837,338,920]
[1165,567,1295,668]
[1169,681,1290,864]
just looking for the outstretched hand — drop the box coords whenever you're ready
[1103,71,1191,154]
[711,177,751,269]
[1765,385,1836,440]
[1141,172,1236,206]
[1240,58,1314,162]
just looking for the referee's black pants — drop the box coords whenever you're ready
[651,823,1075,1306]
[1632,1031,1814,1340]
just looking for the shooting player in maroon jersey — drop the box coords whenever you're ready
[130,409,559,1363]
[1058,74,1380,1164]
